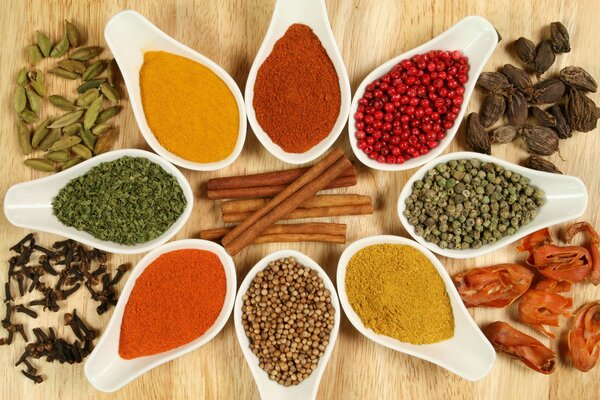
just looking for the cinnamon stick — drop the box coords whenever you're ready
[223,153,353,255]
[200,223,346,243]
[207,165,356,190]
[221,194,372,214]
[223,204,374,223]
[207,175,357,200]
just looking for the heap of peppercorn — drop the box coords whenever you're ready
[1,233,129,383]
[466,21,599,174]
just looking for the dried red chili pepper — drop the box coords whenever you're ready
[516,227,553,252]
[565,221,600,285]
[484,321,556,374]
[518,289,573,338]
[528,244,592,282]
[453,263,534,308]
[567,301,600,372]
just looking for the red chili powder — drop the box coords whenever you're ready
[119,249,226,359]
[253,23,341,153]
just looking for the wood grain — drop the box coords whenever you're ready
[1,0,599,399]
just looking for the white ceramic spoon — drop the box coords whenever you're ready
[337,235,496,381]
[348,15,499,171]
[3,149,193,255]
[397,151,588,259]
[103,10,246,171]
[234,250,341,400]
[84,239,237,392]
[245,0,351,165]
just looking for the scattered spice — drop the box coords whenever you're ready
[52,156,186,245]
[345,244,453,344]
[241,256,335,386]
[524,155,562,174]
[354,50,469,164]
[567,301,600,372]
[140,51,239,163]
[119,249,226,359]
[403,159,545,249]
[253,24,340,154]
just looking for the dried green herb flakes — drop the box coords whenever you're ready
[52,156,186,245]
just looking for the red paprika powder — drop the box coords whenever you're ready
[253,23,341,153]
[119,249,226,359]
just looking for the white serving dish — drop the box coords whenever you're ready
[234,250,340,400]
[245,0,351,165]
[104,10,246,171]
[84,239,236,392]
[348,15,499,171]
[337,235,496,381]
[397,151,588,259]
[3,149,193,255]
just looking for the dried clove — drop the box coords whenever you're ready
[1,303,11,328]
[21,369,43,384]
[15,273,25,296]
[39,255,58,276]
[560,66,598,92]
[550,21,570,53]
[64,313,84,341]
[534,40,555,76]
[72,310,95,340]
[514,37,536,65]
[525,156,562,174]
[15,304,38,319]
[520,125,560,156]
[59,283,81,300]
[4,282,12,303]
[466,113,491,154]
[10,234,34,253]
[109,264,129,286]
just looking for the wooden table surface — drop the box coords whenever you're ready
[1,0,599,399]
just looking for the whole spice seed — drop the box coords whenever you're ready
[95,106,119,124]
[92,130,115,155]
[62,158,82,170]
[346,244,453,344]
[69,46,103,61]
[532,78,566,104]
[62,123,82,136]
[403,158,545,249]
[65,20,81,47]
[50,67,80,80]
[20,110,40,124]
[38,128,61,151]
[52,156,186,244]
[514,37,537,65]
[49,95,76,111]
[71,144,92,160]
[77,79,105,93]
[13,86,27,113]
[502,64,533,90]
[120,250,225,359]
[507,91,528,125]
[82,60,108,81]
[241,256,334,386]
[477,72,512,92]
[50,34,69,58]
[31,119,51,147]
[17,68,29,85]
[534,41,555,76]
[491,125,520,144]
[25,87,42,113]
[520,125,560,156]
[525,156,562,174]
[83,96,102,129]
[24,158,56,172]
[81,130,97,150]
[560,66,598,92]
[47,135,81,152]
[106,59,121,86]
[29,71,46,97]
[100,83,119,104]
[550,21,570,53]
[91,123,109,136]
[45,150,69,163]
[27,45,42,65]
[48,110,84,128]
[530,106,557,127]
[57,59,86,74]
[548,104,572,139]
[36,31,52,57]
[77,88,100,107]
[566,88,599,132]
[16,120,32,155]
[466,112,491,154]
[480,93,506,127]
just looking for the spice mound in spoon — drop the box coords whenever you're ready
[241,256,335,386]
[119,249,226,359]
[345,244,454,344]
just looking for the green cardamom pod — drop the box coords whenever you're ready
[24,158,56,172]
[13,86,27,113]
[77,79,105,94]
[50,67,80,80]
[57,59,86,74]
[48,135,81,152]
[17,68,29,85]
[69,46,103,61]
[107,59,121,86]
[100,83,119,104]
[77,88,101,107]
[25,87,42,113]
[20,109,40,124]
[84,96,103,129]
[29,72,46,97]
[16,119,32,155]
[91,123,110,136]
[550,22,570,54]
[27,45,42,65]
[466,113,490,155]
[49,94,76,111]
[82,60,108,81]
[31,118,51,147]
[45,150,70,163]
[65,20,81,47]
[72,143,92,159]
[96,106,120,124]
[48,110,85,128]
[50,33,69,58]
[94,130,116,155]
[62,157,83,170]
[62,122,83,136]
[36,31,52,57]
[39,128,62,151]
[81,129,97,150]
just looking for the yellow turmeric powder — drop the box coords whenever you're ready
[140,51,239,163]
[345,244,454,344]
